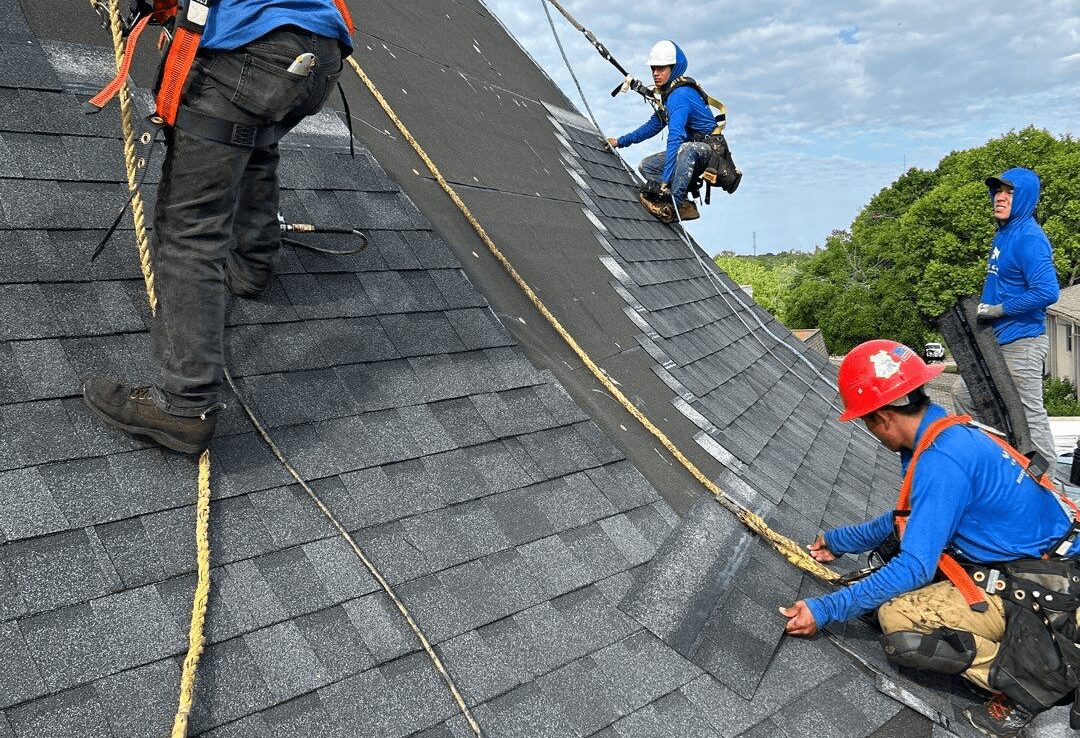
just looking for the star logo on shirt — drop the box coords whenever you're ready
[990,247,1001,261]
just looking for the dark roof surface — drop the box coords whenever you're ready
[1,0,1074,736]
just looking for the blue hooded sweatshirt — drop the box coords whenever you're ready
[980,167,1059,346]
[615,43,717,184]
[804,403,1076,629]
[200,0,353,53]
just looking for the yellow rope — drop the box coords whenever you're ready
[100,0,157,313]
[346,57,840,584]
[222,370,483,736]
[97,4,208,733]
[171,450,212,738]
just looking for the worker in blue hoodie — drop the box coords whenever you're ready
[82,0,354,454]
[953,167,1060,470]
[782,340,1080,737]
[607,40,734,224]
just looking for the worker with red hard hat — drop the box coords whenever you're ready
[781,339,1080,737]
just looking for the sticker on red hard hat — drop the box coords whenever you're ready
[870,350,901,379]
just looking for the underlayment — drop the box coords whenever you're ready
[937,295,1033,454]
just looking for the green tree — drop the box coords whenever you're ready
[785,127,1079,354]
[714,251,810,321]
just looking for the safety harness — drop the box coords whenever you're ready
[86,0,355,131]
[896,414,1080,611]
[649,76,740,200]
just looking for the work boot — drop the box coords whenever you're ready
[82,378,216,454]
[638,192,674,223]
[963,693,1034,737]
[677,200,700,221]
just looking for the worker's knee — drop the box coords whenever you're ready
[880,627,977,675]
[877,597,915,634]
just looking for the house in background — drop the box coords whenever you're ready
[1047,284,1080,385]
[791,327,829,357]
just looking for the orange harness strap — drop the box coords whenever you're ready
[84,14,155,114]
[897,414,1080,610]
[897,415,989,611]
[332,0,356,34]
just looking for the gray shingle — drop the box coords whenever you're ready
[344,591,419,665]
[6,685,112,738]
[3,528,114,613]
[11,338,78,400]
[294,604,375,683]
[188,637,275,734]
[261,692,337,738]
[0,466,68,540]
[254,546,335,617]
[245,620,329,702]
[0,621,44,709]
[21,602,113,692]
[483,683,578,738]
[95,659,182,738]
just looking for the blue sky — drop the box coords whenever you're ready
[483,0,1080,255]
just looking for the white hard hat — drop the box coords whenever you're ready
[647,40,677,67]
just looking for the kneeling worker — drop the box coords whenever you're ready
[606,40,738,224]
[782,340,1080,737]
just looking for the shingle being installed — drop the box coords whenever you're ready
[2,0,1074,735]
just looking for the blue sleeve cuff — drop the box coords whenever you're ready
[804,597,829,630]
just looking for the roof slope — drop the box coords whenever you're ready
[0,0,1073,735]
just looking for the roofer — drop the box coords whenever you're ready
[606,40,739,225]
[82,0,354,454]
[952,167,1060,472]
[781,340,1080,737]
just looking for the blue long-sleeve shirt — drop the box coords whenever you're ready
[200,0,353,52]
[980,167,1059,345]
[805,404,1075,628]
[615,44,717,184]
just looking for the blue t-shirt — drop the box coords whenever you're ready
[199,0,353,52]
[805,404,1075,628]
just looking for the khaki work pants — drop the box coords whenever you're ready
[878,580,1005,690]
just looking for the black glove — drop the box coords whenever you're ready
[976,303,1005,321]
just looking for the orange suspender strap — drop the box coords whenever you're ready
[332,0,356,35]
[154,0,209,126]
[84,13,155,114]
[896,414,990,611]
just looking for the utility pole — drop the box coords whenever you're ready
[752,231,756,257]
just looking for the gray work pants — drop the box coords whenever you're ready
[953,334,1057,469]
[638,141,712,204]
[150,28,343,416]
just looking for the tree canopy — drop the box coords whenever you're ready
[783,127,1080,354]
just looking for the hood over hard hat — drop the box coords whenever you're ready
[647,40,687,81]
[837,340,944,421]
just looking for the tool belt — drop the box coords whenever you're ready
[971,557,1080,725]
[686,130,740,202]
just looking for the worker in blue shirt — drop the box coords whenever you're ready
[782,340,1080,737]
[607,40,728,224]
[83,0,353,454]
[953,167,1060,469]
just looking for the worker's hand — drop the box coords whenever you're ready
[658,182,671,197]
[780,601,818,637]
[976,303,1005,321]
[807,534,836,563]
[606,137,619,149]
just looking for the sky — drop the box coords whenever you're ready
[482,0,1080,255]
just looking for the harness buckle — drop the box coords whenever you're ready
[984,568,1001,594]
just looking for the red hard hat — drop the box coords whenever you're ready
[837,339,944,421]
